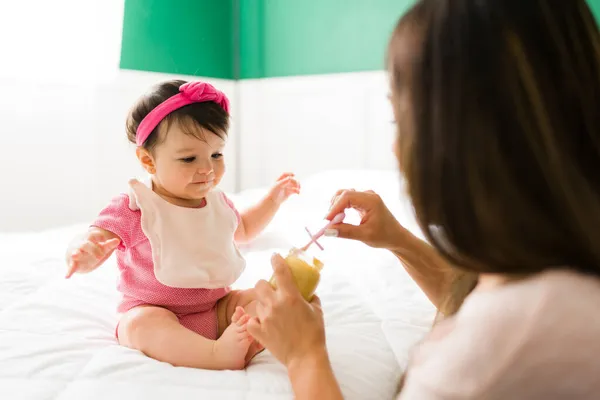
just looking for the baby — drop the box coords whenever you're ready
[65,80,300,370]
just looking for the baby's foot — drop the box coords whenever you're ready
[214,306,253,370]
[244,340,265,366]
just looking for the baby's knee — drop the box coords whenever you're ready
[233,288,257,309]
[237,288,258,317]
[243,299,258,318]
[118,306,176,350]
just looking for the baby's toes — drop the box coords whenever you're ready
[235,313,251,328]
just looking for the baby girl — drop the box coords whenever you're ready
[65,80,300,370]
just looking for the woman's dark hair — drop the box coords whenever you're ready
[389,0,600,286]
[126,79,230,153]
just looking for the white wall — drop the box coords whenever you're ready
[0,1,123,83]
[238,71,397,189]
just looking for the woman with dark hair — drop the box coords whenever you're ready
[246,0,600,398]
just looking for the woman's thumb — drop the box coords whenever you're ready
[271,253,298,293]
[324,222,364,241]
[247,317,264,343]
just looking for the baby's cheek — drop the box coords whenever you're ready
[215,162,226,179]
[178,165,196,180]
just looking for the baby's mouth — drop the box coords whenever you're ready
[192,178,214,185]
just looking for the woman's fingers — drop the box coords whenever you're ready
[329,189,355,209]
[310,294,322,309]
[246,317,265,343]
[326,189,371,221]
[324,222,366,241]
[255,279,276,303]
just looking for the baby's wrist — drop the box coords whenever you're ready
[265,193,283,208]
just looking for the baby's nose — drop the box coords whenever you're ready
[196,162,214,175]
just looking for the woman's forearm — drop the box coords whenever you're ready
[287,350,344,400]
[389,231,455,311]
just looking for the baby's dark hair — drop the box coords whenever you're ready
[126,79,230,152]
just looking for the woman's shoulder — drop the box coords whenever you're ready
[401,270,600,399]
[468,268,600,307]
[462,269,600,330]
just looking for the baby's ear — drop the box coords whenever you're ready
[136,147,156,174]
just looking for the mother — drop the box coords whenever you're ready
[248,0,600,398]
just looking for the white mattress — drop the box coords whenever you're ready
[0,170,435,400]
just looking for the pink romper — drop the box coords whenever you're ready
[92,181,244,340]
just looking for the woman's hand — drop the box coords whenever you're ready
[327,190,462,312]
[247,254,327,369]
[325,189,410,251]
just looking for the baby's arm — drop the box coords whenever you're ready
[65,193,137,278]
[65,227,120,278]
[235,199,280,244]
[235,173,300,244]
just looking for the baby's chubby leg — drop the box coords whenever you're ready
[118,305,252,370]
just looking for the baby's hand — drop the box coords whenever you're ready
[267,173,301,206]
[65,229,120,278]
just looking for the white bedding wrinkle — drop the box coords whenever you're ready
[0,170,435,400]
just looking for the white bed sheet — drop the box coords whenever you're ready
[0,170,435,400]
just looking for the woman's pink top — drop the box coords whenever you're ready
[399,270,600,399]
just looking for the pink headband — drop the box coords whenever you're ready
[136,81,230,146]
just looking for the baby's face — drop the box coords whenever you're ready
[150,122,226,207]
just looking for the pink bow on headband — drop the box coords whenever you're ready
[136,81,230,147]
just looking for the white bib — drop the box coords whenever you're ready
[128,178,246,289]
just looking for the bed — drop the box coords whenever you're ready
[0,170,436,400]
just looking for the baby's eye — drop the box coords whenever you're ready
[180,157,196,163]
[212,153,223,159]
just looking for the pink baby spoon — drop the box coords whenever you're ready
[301,212,345,251]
